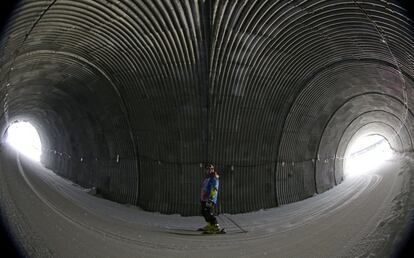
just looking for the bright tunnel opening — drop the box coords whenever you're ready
[5,121,42,162]
[344,134,393,177]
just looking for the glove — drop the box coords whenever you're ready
[206,200,213,208]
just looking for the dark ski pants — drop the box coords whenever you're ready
[200,201,217,225]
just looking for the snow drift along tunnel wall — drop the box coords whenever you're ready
[1,1,414,216]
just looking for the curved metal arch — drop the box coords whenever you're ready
[334,109,412,160]
[332,112,410,183]
[315,98,414,192]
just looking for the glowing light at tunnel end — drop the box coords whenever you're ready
[5,121,42,162]
[344,135,394,177]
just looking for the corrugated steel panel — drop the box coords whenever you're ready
[1,0,414,215]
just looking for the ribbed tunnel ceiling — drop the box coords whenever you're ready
[0,0,413,215]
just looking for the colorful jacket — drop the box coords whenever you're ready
[200,175,219,204]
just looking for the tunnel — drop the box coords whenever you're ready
[0,0,414,257]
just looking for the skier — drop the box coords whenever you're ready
[199,164,224,234]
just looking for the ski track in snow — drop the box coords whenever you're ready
[0,146,412,258]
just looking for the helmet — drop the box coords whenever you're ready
[205,164,214,170]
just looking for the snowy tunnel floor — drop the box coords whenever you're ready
[0,146,413,258]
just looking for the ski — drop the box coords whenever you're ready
[202,228,226,234]
[166,228,227,236]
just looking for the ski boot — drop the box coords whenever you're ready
[197,223,213,232]
[203,224,226,234]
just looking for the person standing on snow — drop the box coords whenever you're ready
[199,164,224,234]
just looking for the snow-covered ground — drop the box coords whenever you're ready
[0,146,413,258]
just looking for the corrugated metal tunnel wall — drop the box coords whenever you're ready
[1,0,414,215]
[278,62,414,201]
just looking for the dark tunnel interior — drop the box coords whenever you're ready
[1,0,414,257]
